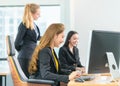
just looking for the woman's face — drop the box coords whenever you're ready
[54,31,65,47]
[69,33,79,46]
[32,8,40,20]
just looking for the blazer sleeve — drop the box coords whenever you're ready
[14,23,26,51]
[59,47,76,71]
[75,47,84,67]
[39,48,69,83]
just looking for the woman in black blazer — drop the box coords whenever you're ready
[59,31,85,73]
[14,3,41,77]
[28,23,81,86]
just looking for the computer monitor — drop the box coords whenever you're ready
[86,30,120,74]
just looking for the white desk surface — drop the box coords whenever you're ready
[0,61,10,75]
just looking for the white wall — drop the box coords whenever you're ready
[72,0,120,66]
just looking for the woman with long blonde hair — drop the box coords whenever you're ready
[29,23,81,86]
[15,3,41,78]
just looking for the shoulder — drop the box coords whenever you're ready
[38,47,52,62]
[19,22,25,27]
[74,46,78,50]
[39,47,51,54]
[59,46,68,51]
[74,46,79,53]
[18,22,27,30]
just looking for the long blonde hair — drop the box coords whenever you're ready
[28,23,65,74]
[22,3,40,29]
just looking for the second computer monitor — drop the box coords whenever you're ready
[87,30,120,74]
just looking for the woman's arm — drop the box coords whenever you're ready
[14,23,26,51]
[75,47,84,67]
[75,47,85,73]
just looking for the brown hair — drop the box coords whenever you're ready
[28,23,65,74]
[22,3,40,29]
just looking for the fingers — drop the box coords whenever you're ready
[69,71,81,80]
[76,67,86,73]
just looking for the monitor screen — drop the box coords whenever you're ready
[87,30,120,74]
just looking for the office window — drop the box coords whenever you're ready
[0,5,61,59]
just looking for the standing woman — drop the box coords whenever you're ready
[28,23,81,86]
[14,3,41,77]
[59,31,85,73]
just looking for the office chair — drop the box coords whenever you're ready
[6,35,55,86]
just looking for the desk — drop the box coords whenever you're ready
[0,61,10,86]
[0,73,8,86]
[68,74,120,86]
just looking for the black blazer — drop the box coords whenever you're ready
[34,47,69,86]
[59,46,83,71]
[14,22,41,77]
[15,22,41,59]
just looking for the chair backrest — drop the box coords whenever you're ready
[6,35,54,86]
[6,35,15,56]
[6,35,30,81]
[6,35,28,85]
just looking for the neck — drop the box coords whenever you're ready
[68,44,74,53]
[50,43,54,50]
[68,44,73,49]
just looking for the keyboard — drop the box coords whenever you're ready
[78,75,95,81]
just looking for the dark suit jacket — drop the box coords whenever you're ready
[14,22,41,77]
[15,22,41,59]
[59,46,83,71]
[33,47,69,86]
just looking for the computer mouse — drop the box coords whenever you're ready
[75,78,84,82]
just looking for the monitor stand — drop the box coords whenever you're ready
[106,52,120,81]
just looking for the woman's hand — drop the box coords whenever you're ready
[76,67,86,73]
[68,71,81,80]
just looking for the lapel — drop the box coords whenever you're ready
[74,47,79,64]
[32,23,37,40]
[36,26,40,40]
[74,47,79,63]
[73,47,77,59]
[50,49,59,71]
[33,29,37,40]
[67,47,76,62]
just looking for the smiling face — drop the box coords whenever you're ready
[32,8,40,20]
[69,33,79,47]
[54,31,65,47]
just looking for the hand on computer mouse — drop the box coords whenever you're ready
[69,71,81,80]
[76,67,86,73]
[75,78,85,82]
